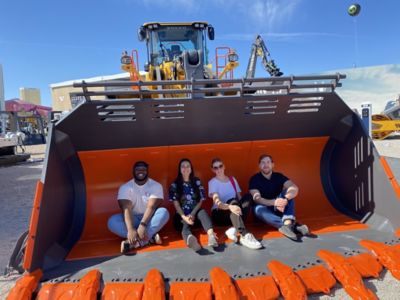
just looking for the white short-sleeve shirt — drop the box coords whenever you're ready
[208,177,241,210]
[117,178,163,214]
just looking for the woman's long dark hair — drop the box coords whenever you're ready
[174,158,200,201]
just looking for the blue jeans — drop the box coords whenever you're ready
[108,207,170,245]
[254,192,296,229]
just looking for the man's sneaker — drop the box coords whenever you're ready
[208,233,219,247]
[225,227,238,243]
[239,233,262,250]
[295,224,310,236]
[120,240,141,254]
[187,234,201,252]
[278,224,297,240]
[149,233,163,245]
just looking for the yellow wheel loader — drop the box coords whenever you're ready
[6,22,400,300]
[372,95,400,139]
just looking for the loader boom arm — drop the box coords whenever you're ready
[245,35,283,78]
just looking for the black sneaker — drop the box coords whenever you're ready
[278,224,297,240]
[120,240,140,254]
[295,224,310,236]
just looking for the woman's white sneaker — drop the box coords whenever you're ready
[225,227,238,243]
[187,234,201,252]
[239,233,262,250]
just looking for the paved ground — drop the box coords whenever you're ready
[0,141,399,299]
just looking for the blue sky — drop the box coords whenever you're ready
[1,0,399,107]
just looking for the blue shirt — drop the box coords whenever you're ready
[169,178,206,214]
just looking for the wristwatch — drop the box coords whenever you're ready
[140,221,147,227]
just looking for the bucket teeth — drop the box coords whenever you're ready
[360,239,400,280]
[267,260,307,300]
[317,250,377,300]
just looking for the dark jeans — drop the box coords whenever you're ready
[211,194,252,235]
[253,191,296,229]
[173,208,213,242]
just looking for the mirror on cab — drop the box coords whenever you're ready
[207,25,215,40]
[138,26,146,41]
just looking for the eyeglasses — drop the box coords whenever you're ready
[212,164,224,170]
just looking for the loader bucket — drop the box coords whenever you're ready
[15,75,400,299]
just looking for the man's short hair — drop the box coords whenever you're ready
[259,154,273,163]
[133,161,149,170]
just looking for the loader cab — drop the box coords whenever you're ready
[138,22,214,66]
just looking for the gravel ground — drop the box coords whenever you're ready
[0,142,399,299]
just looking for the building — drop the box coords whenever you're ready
[0,64,4,111]
[19,87,41,105]
[50,73,130,111]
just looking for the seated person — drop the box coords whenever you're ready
[208,158,262,249]
[169,158,218,252]
[249,154,309,240]
[169,44,182,59]
[108,161,170,253]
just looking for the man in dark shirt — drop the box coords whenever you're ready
[249,154,309,240]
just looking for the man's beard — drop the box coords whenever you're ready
[261,169,272,176]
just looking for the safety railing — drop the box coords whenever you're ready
[72,74,345,102]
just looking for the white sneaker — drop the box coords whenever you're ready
[187,234,201,252]
[239,233,262,250]
[225,227,238,243]
[149,233,162,245]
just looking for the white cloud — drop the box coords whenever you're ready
[141,0,197,13]
[139,0,302,29]
[334,64,400,113]
[338,89,396,114]
[246,0,302,30]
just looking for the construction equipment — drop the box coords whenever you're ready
[7,22,400,299]
[372,95,400,139]
[0,112,30,164]
[245,35,283,79]
[120,22,238,98]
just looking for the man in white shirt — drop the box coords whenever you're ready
[108,161,170,253]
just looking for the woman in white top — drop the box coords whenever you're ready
[208,158,262,250]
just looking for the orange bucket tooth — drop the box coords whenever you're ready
[6,269,42,300]
[235,276,280,300]
[359,239,400,280]
[169,282,212,300]
[209,267,239,300]
[267,260,307,300]
[101,282,144,300]
[346,253,383,278]
[142,269,165,300]
[71,269,101,300]
[317,250,377,300]
[295,265,336,295]
[36,269,101,300]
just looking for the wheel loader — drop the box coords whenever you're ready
[372,95,400,139]
[7,22,400,300]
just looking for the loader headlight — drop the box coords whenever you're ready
[228,52,238,62]
[121,52,132,65]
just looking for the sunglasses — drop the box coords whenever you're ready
[212,164,224,170]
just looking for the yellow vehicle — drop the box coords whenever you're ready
[7,22,400,300]
[120,22,239,97]
[372,95,400,139]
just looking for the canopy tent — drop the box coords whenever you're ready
[5,99,52,117]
